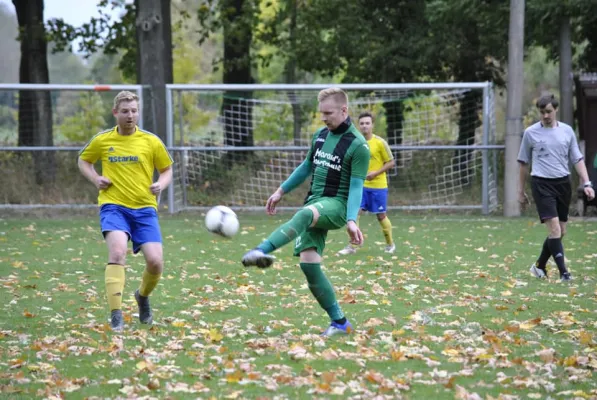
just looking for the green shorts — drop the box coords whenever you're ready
[293,197,347,256]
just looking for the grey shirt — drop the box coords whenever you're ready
[517,121,583,178]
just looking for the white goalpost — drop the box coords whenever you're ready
[165,83,501,214]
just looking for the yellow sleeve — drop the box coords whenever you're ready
[79,134,102,163]
[380,137,394,163]
[153,137,173,171]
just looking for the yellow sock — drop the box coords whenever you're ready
[379,216,393,245]
[105,264,125,311]
[139,270,162,297]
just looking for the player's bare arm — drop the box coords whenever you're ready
[346,220,363,245]
[366,159,396,180]
[150,166,173,195]
[573,160,595,200]
[77,157,112,190]
[518,161,530,207]
[265,187,285,215]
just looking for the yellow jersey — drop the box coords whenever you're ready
[365,134,394,189]
[79,126,173,209]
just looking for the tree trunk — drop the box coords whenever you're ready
[221,0,254,157]
[13,0,55,185]
[135,0,173,140]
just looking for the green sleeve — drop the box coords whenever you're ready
[347,177,364,221]
[281,160,312,193]
[351,142,371,179]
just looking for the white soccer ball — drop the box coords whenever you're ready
[204,206,240,238]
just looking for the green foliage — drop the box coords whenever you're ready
[46,0,138,80]
[0,105,17,144]
[47,46,89,83]
[527,0,597,70]
[425,0,510,84]
[174,92,219,144]
[403,95,458,142]
[54,91,107,143]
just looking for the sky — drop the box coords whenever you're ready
[0,0,123,26]
[0,0,127,54]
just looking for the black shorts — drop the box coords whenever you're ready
[531,176,572,223]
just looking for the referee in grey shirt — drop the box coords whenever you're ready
[518,94,595,282]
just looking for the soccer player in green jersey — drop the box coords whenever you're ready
[241,87,371,337]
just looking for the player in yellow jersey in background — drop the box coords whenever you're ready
[78,91,173,332]
[337,111,396,255]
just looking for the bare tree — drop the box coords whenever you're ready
[13,0,55,184]
[135,0,173,139]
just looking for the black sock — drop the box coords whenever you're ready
[536,238,551,269]
[334,317,347,325]
[547,237,568,275]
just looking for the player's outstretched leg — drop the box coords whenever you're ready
[242,207,314,268]
[241,249,276,268]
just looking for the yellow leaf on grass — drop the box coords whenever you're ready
[136,361,147,371]
[519,322,536,330]
[442,348,460,357]
[226,370,243,383]
[209,328,223,342]
[579,331,593,345]
[171,321,186,328]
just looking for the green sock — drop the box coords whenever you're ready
[300,262,344,321]
[258,208,313,253]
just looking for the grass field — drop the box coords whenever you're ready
[1,212,597,399]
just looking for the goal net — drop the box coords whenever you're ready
[166,83,498,213]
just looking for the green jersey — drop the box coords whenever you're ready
[304,118,370,204]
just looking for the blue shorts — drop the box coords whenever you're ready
[99,204,162,253]
[360,188,388,214]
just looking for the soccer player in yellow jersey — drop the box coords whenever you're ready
[78,91,173,332]
[338,111,396,255]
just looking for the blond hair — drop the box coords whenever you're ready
[317,87,349,106]
[113,90,139,110]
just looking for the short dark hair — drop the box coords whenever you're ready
[358,111,374,122]
[536,94,559,109]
